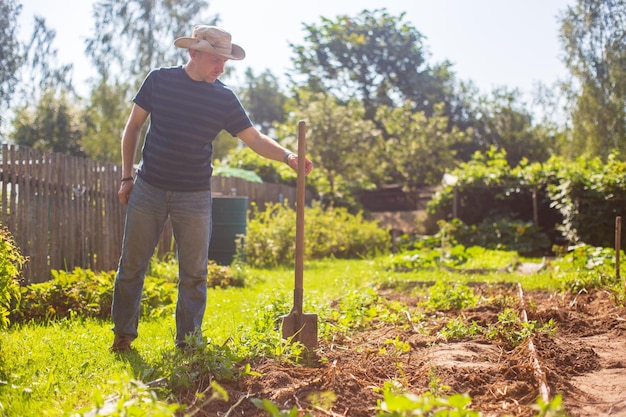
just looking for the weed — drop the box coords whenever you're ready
[375,380,479,417]
[437,317,482,341]
[251,397,312,417]
[424,280,478,311]
[553,244,623,293]
[427,368,451,397]
[531,394,568,417]
[485,308,557,348]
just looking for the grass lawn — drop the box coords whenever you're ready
[0,256,565,416]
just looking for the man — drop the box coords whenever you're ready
[111,25,312,352]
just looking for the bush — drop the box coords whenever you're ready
[547,154,626,248]
[11,268,115,323]
[439,218,551,255]
[241,202,391,268]
[427,149,626,250]
[10,260,245,324]
[0,226,26,329]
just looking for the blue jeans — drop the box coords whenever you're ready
[112,176,212,346]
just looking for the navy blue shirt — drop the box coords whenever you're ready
[133,66,252,191]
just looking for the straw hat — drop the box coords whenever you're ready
[174,25,245,60]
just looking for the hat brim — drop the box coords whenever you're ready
[174,37,245,60]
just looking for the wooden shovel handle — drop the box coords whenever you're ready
[294,121,306,313]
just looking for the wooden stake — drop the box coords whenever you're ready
[616,216,621,281]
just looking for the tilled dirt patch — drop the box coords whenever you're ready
[197,286,626,417]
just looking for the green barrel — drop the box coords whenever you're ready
[209,196,248,265]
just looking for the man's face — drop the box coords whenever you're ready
[193,51,229,82]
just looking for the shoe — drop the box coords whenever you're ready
[110,334,133,352]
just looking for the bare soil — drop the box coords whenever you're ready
[196,283,626,417]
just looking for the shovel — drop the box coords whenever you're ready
[280,120,318,349]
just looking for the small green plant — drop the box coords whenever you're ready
[251,397,312,417]
[424,281,478,311]
[485,308,557,348]
[163,338,240,396]
[427,368,451,398]
[375,381,479,417]
[437,317,482,341]
[531,394,568,417]
[379,336,412,388]
[325,287,412,336]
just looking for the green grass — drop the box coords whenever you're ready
[0,254,616,415]
[1,259,388,416]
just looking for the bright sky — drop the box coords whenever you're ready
[18,0,575,99]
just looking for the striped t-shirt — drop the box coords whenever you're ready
[133,66,252,191]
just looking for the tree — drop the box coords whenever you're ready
[11,91,85,156]
[275,89,379,206]
[8,15,77,153]
[376,103,468,189]
[86,0,214,86]
[238,68,287,133]
[559,0,626,160]
[80,77,130,163]
[18,17,74,102]
[464,88,555,167]
[290,9,454,136]
[0,0,23,131]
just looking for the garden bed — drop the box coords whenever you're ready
[200,284,626,416]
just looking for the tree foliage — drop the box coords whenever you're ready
[559,0,626,159]
[276,89,379,206]
[8,15,75,152]
[290,9,454,133]
[0,0,22,130]
[376,103,467,189]
[464,88,555,166]
[11,91,85,156]
[429,148,626,248]
[19,17,74,102]
[80,77,130,162]
[86,0,214,85]
[238,68,287,133]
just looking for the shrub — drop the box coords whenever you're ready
[241,202,391,268]
[439,218,551,255]
[10,260,245,324]
[429,149,626,250]
[0,226,27,329]
[11,268,115,323]
[552,244,623,293]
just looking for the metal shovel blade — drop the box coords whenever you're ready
[280,120,318,349]
[281,309,318,349]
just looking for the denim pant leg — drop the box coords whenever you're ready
[112,178,168,339]
[169,190,212,345]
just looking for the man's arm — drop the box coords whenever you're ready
[118,104,149,205]
[121,104,149,178]
[236,126,313,175]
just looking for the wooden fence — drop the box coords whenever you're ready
[0,144,298,284]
